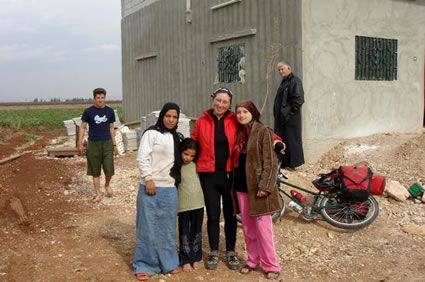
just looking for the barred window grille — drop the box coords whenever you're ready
[217,44,245,83]
[355,36,397,81]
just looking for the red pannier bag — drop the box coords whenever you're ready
[338,166,372,201]
[370,175,386,195]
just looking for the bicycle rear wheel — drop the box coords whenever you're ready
[320,195,379,229]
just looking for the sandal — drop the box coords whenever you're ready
[169,268,180,274]
[240,264,255,274]
[266,271,280,279]
[135,273,149,281]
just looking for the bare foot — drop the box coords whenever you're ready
[105,186,113,197]
[182,264,193,272]
[92,196,101,203]
[192,261,201,270]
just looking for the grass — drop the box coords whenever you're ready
[0,107,123,130]
[24,134,40,143]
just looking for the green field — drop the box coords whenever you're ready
[0,107,123,130]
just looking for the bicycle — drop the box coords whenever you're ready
[237,170,379,230]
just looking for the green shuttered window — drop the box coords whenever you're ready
[355,36,398,81]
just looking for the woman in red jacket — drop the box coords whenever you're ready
[192,88,283,271]
[191,87,240,270]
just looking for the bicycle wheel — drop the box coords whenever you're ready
[319,195,379,229]
[236,192,285,223]
[271,192,285,222]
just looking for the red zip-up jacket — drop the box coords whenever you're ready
[191,109,238,173]
[192,109,283,173]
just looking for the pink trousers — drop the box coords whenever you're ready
[236,192,280,272]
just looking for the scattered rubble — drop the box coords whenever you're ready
[386,180,410,202]
[1,128,424,281]
[402,224,425,236]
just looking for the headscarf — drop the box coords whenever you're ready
[232,100,261,167]
[144,102,182,187]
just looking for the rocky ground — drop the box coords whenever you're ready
[1,127,424,282]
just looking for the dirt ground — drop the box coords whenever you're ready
[1,126,425,282]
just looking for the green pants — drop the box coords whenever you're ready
[86,139,114,177]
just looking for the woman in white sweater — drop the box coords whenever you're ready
[133,103,182,281]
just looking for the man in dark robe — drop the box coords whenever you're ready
[273,62,305,170]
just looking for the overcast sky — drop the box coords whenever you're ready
[0,0,122,102]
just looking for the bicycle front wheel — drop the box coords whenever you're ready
[320,195,379,229]
[271,192,285,222]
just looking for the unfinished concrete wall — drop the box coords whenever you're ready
[302,0,425,161]
[121,0,303,127]
[121,0,159,18]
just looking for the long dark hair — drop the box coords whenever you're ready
[144,102,182,187]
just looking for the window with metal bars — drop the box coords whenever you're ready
[217,44,245,83]
[355,36,398,81]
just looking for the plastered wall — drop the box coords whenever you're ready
[302,0,425,161]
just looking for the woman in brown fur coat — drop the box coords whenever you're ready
[232,100,281,280]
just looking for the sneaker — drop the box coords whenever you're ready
[205,251,219,270]
[226,251,241,270]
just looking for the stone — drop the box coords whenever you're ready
[402,224,425,236]
[386,180,410,202]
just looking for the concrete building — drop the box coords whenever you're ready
[121,0,425,161]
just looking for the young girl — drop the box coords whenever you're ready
[178,138,205,272]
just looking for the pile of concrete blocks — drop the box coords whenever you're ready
[120,126,138,151]
[63,120,76,136]
[177,114,191,138]
[136,128,143,149]
[114,129,125,155]
[62,117,87,136]
[72,117,83,127]
[140,116,147,133]
[139,111,160,133]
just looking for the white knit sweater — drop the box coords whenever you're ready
[137,130,175,187]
